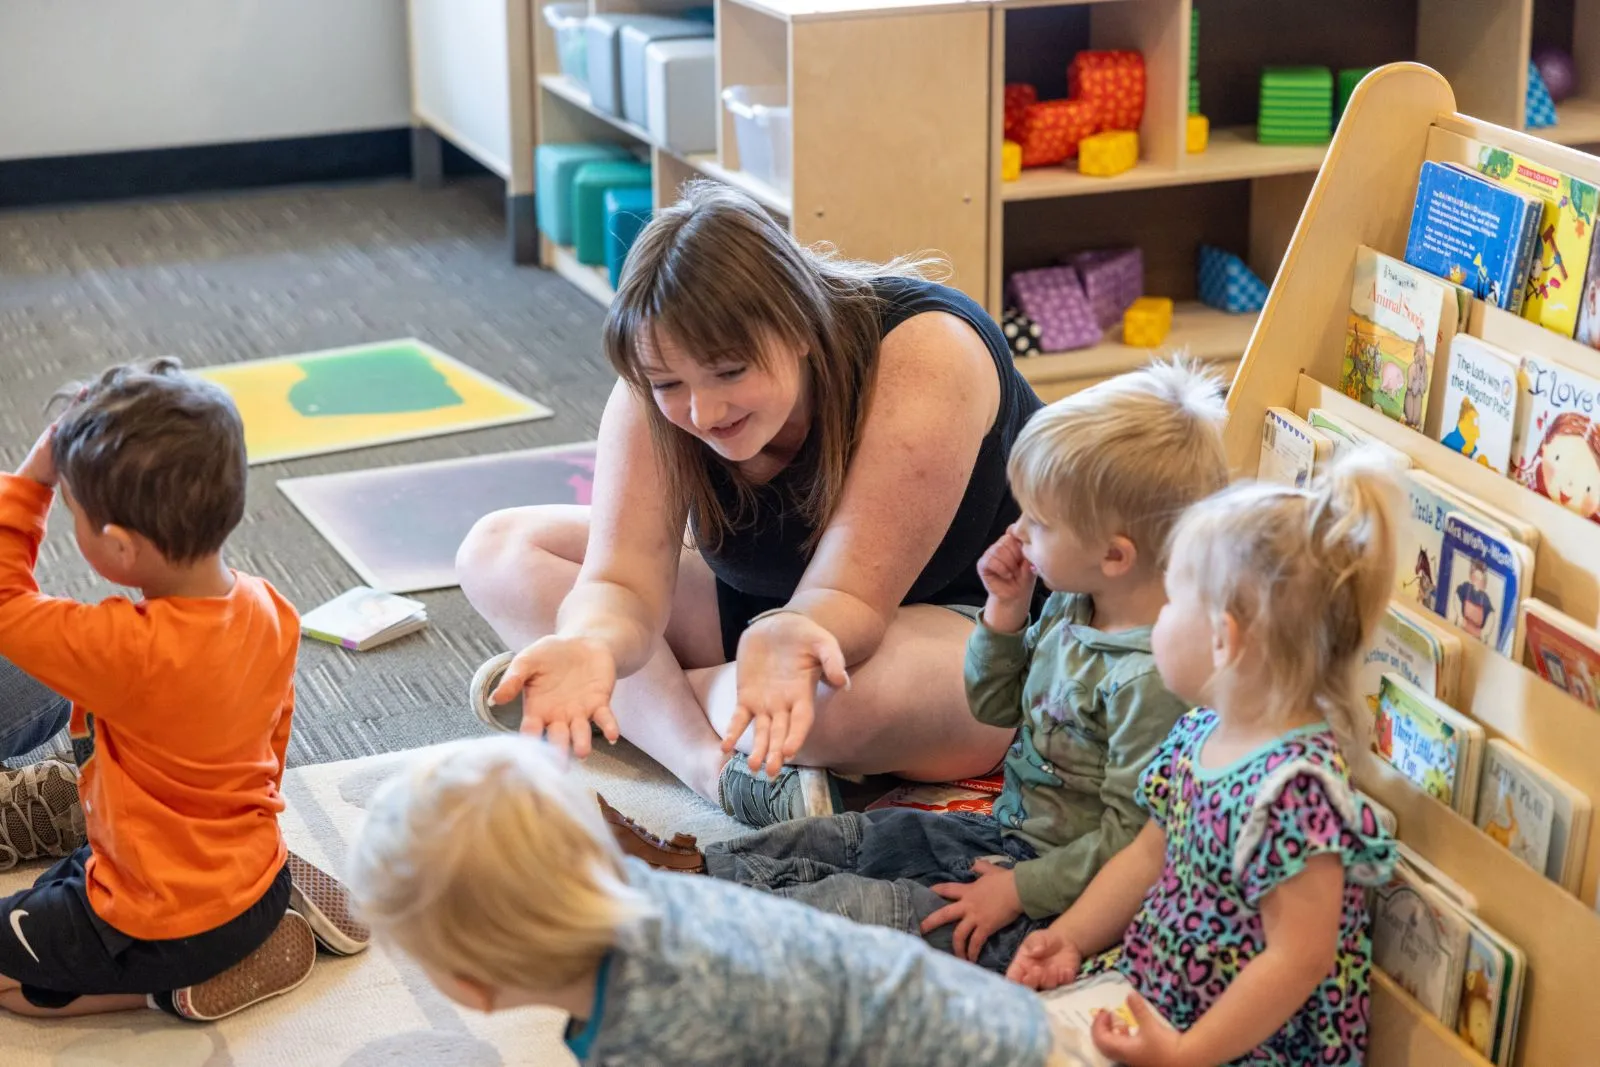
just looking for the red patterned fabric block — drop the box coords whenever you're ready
[1068,50,1146,132]
[1003,82,1038,144]
[1017,98,1099,167]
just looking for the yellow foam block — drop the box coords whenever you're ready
[1002,139,1022,182]
[1078,130,1139,177]
[1123,296,1174,348]
[1187,113,1210,153]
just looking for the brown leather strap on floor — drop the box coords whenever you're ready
[597,795,706,874]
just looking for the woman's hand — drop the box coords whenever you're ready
[1006,928,1083,991]
[490,635,621,758]
[727,611,849,776]
[978,526,1036,633]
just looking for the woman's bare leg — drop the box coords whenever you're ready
[689,605,1013,782]
[457,505,733,801]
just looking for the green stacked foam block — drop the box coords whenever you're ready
[1189,7,1201,115]
[1258,66,1332,144]
[572,160,652,266]
[1337,67,1372,121]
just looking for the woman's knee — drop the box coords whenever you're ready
[456,507,583,608]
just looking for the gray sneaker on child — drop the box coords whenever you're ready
[0,758,86,870]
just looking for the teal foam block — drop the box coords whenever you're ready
[536,143,632,246]
[572,160,652,266]
[604,186,654,289]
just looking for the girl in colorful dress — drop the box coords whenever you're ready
[1007,456,1400,1066]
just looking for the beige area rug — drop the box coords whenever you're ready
[1,743,748,1066]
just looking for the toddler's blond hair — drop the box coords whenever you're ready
[1168,452,1400,762]
[346,736,654,989]
[1007,359,1229,568]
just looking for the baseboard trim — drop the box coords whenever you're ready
[0,128,490,210]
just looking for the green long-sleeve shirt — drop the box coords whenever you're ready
[964,592,1188,919]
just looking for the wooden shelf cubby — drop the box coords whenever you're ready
[1227,61,1600,1067]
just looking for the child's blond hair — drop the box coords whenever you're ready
[1006,358,1230,568]
[1168,452,1400,762]
[346,736,654,989]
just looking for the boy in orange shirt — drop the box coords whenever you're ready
[0,359,365,1021]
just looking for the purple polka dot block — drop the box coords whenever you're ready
[1070,247,1144,330]
[1008,265,1103,353]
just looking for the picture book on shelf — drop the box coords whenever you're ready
[1395,841,1478,913]
[1479,738,1592,893]
[1394,472,1521,618]
[1457,913,1526,1066]
[1509,352,1600,526]
[1372,864,1472,1029]
[1521,599,1600,711]
[1357,600,1462,714]
[1475,145,1600,338]
[1342,246,1456,430]
[1415,470,1541,552]
[1433,511,1532,659]
[1432,335,1521,473]
[1474,739,1556,876]
[1405,161,1541,315]
[300,587,428,652]
[1374,673,1483,817]
[1307,407,1413,469]
[1258,407,1332,487]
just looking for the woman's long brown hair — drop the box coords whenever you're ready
[604,180,945,551]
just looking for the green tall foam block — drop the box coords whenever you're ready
[1338,68,1372,120]
[572,160,652,266]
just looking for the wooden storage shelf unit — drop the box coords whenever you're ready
[1225,61,1600,1067]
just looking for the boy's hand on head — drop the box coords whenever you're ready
[1005,928,1083,990]
[978,527,1036,632]
[1089,993,1189,1067]
[16,423,59,487]
[923,860,1025,963]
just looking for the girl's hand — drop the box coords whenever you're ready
[16,423,58,487]
[728,611,850,776]
[978,526,1036,632]
[1090,993,1189,1067]
[490,635,620,758]
[1005,928,1083,991]
[923,860,1025,963]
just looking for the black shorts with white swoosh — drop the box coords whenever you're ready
[0,846,289,1008]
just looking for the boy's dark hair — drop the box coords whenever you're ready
[50,357,246,564]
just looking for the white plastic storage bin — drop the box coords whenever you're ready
[645,38,716,155]
[544,2,589,86]
[722,85,792,194]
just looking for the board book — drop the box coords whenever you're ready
[1357,600,1462,718]
[1477,738,1592,894]
[1405,161,1541,315]
[1394,471,1526,619]
[1457,912,1527,1065]
[1258,407,1332,487]
[1342,246,1456,430]
[1509,352,1600,527]
[1475,145,1600,338]
[1432,335,1521,473]
[1306,407,1412,471]
[1474,739,1556,876]
[1372,862,1472,1029]
[1395,840,1478,913]
[300,587,428,651]
[1433,511,1532,659]
[1038,972,1176,1067]
[1521,598,1600,711]
[1374,673,1484,817]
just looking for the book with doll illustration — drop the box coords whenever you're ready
[1357,600,1463,714]
[1433,512,1531,659]
[1509,353,1600,526]
[1478,738,1591,893]
[1474,145,1600,338]
[1342,246,1456,430]
[1374,673,1484,817]
[1393,471,1537,621]
[1372,862,1472,1029]
[300,587,428,651]
[1258,408,1332,487]
[1405,161,1541,315]
[1432,335,1521,473]
[1521,599,1600,711]
[1456,912,1526,1065]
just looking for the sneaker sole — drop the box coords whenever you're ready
[470,652,520,733]
[798,767,843,819]
[173,910,316,1022]
[286,852,371,957]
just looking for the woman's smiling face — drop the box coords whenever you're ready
[637,328,807,462]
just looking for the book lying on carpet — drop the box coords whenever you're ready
[301,587,428,651]
[1521,599,1600,711]
[866,783,997,816]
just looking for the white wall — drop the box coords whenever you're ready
[0,0,411,161]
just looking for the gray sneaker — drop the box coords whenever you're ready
[469,652,521,732]
[718,757,842,828]
[0,758,86,871]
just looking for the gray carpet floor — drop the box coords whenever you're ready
[0,178,612,767]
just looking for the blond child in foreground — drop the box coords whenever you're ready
[346,735,1106,1067]
[1008,456,1402,1067]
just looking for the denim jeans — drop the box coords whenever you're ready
[703,808,1050,973]
[0,656,71,763]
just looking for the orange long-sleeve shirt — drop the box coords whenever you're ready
[0,474,297,941]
